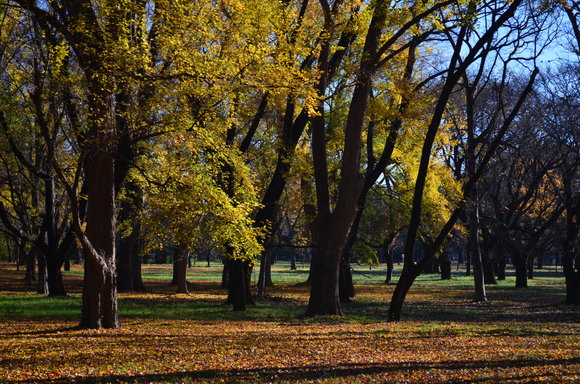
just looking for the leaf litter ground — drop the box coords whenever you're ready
[0,263,578,383]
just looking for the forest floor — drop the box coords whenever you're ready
[0,262,578,383]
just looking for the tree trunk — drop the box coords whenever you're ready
[174,245,188,294]
[46,256,66,296]
[117,181,145,292]
[387,265,420,321]
[36,248,48,295]
[465,251,471,276]
[385,246,394,284]
[527,252,535,279]
[221,260,229,289]
[563,178,579,304]
[307,248,343,316]
[482,249,497,285]
[440,250,452,280]
[22,241,35,284]
[257,248,272,298]
[513,249,528,288]
[339,250,355,303]
[496,248,507,280]
[80,150,119,329]
[227,259,247,311]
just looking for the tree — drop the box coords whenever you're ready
[306,0,456,317]
[387,0,543,320]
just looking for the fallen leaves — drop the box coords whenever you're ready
[0,264,579,383]
[1,318,578,383]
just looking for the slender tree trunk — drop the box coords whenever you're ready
[513,248,528,288]
[221,260,229,288]
[527,251,535,279]
[440,250,452,280]
[339,251,355,303]
[175,245,188,294]
[257,248,272,298]
[117,179,145,291]
[36,248,48,294]
[496,245,507,280]
[482,249,497,285]
[44,174,67,296]
[22,241,35,284]
[385,246,394,284]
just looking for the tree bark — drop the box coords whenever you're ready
[36,247,48,294]
[339,251,355,303]
[22,241,35,284]
[385,245,394,284]
[117,183,145,292]
[257,248,273,298]
[563,172,579,304]
[174,245,188,294]
[80,150,119,329]
[387,264,421,321]
[513,248,528,288]
[227,259,248,311]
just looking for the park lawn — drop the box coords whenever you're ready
[0,263,578,383]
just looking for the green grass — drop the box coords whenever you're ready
[1,262,572,324]
[63,261,566,285]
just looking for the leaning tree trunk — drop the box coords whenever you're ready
[387,264,421,321]
[80,150,119,329]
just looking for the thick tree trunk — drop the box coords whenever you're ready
[80,150,119,329]
[227,259,247,311]
[46,257,66,296]
[307,246,343,316]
